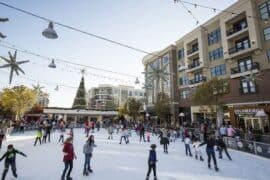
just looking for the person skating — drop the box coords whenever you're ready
[184,135,192,157]
[146,144,158,180]
[140,125,146,142]
[46,123,52,143]
[61,137,76,180]
[217,137,232,161]
[199,135,219,171]
[193,138,204,161]
[0,144,27,180]
[42,127,47,143]
[83,135,97,176]
[34,128,42,146]
[107,125,113,140]
[119,128,128,144]
[59,128,65,143]
[0,129,5,150]
[159,129,169,153]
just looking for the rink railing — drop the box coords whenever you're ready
[223,137,270,159]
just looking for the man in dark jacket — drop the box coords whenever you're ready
[146,144,157,180]
[217,137,232,160]
[0,144,27,180]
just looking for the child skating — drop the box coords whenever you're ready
[146,144,157,180]
[34,128,42,146]
[59,128,65,143]
[0,144,27,180]
[193,138,204,161]
[184,135,192,157]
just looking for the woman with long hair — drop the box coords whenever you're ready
[83,135,97,176]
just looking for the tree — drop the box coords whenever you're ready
[154,92,171,126]
[0,85,37,120]
[72,76,87,109]
[192,77,230,126]
[125,98,142,120]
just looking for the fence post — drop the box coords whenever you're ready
[253,141,257,155]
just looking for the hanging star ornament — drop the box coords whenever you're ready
[0,51,29,84]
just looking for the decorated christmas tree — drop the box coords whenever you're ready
[72,76,87,109]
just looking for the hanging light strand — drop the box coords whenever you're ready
[0,40,141,78]
[0,1,164,60]
[174,0,259,20]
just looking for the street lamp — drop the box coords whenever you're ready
[42,22,58,39]
[179,112,184,126]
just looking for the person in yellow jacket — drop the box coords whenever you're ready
[34,128,42,146]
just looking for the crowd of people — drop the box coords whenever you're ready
[0,118,247,180]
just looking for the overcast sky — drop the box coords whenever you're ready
[0,0,237,107]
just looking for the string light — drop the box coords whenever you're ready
[0,1,165,60]
[178,0,201,26]
[174,0,259,20]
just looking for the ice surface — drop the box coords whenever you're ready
[0,129,269,180]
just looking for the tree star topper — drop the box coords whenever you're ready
[0,51,29,84]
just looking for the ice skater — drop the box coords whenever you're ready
[0,144,27,180]
[200,135,219,171]
[59,128,65,143]
[119,128,128,144]
[107,125,113,140]
[193,138,204,161]
[83,135,97,176]
[159,129,169,153]
[184,135,192,157]
[42,127,47,143]
[34,128,42,146]
[217,137,232,160]
[0,129,5,150]
[61,137,76,180]
[146,144,158,180]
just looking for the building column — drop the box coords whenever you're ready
[63,114,67,122]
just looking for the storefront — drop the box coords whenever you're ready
[228,104,270,133]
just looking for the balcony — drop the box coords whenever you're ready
[239,85,258,95]
[226,24,248,37]
[188,62,200,69]
[231,62,260,79]
[189,76,207,85]
[228,44,251,55]
[187,47,199,56]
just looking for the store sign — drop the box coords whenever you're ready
[234,108,264,115]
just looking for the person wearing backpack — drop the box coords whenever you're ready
[146,144,157,180]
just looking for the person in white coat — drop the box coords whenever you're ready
[193,138,204,161]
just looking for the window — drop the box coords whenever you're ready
[267,50,270,62]
[194,71,203,82]
[238,57,252,73]
[178,48,185,60]
[211,64,226,77]
[209,47,223,61]
[163,55,169,64]
[259,1,270,20]
[179,76,189,85]
[264,27,270,40]
[235,37,250,50]
[180,90,190,100]
[241,80,256,94]
[208,28,221,45]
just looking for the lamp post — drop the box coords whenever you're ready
[179,112,184,126]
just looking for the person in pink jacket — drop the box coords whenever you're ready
[227,125,235,137]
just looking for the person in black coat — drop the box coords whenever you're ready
[146,144,157,180]
[0,144,27,180]
[199,135,219,171]
[217,137,232,160]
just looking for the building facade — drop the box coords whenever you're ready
[143,0,270,132]
[88,84,145,110]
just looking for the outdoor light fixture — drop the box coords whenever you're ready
[135,77,140,85]
[48,59,56,68]
[42,22,58,39]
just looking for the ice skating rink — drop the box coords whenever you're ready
[1,129,270,180]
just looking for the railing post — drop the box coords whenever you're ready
[253,141,257,155]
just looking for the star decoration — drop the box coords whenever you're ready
[0,51,29,84]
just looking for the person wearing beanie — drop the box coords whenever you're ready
[0,144,27,180]
[146,144,158,180]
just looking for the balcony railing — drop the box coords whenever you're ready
[189,76,207,85]
[187,47,199,55]
[188,62,200,69]
[239,85,258,95]
[228,44,250,55]
[226,24,248,37]
[231,62,260,75]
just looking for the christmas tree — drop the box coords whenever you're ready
[72,76,87,109]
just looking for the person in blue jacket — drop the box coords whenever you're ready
[146,144,158,180]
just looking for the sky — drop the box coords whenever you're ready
[0,0,238,107]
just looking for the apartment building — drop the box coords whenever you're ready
[143,0,270,132]
[88,84,145,111]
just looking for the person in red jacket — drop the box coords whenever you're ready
[61,137,76,180]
